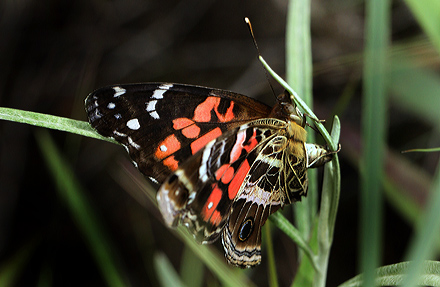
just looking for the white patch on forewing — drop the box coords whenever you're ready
[107,102,116,109]
[113,130,127,137]
[113,86,126,97]
[126,118,140,130]
[92,109,102,120]
[207,202,213,209]
[132,161,138,168]
[149,111,160,119]
[160,145,167,152]
[151,83,173,99]
[128,136,141,150]
[114,113,122,119]
[146,100,157,112]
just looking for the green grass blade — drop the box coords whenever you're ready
[0,240,37,287]
[154,253,186,287]
[286,0,316,244]
[402,147,440,153]
[180,247,204,287]
[403,0,440,54]
[291,221,319,287]
[388,57,440,129]
[0,107,116,143]
[176,227,253,287]
[402,166,440,287]
[314,118,341,287]
[269,213,318,272]
[264,222,279,287]
[360,1,390,286]
[339,261,440,287]
[36,131,128,287]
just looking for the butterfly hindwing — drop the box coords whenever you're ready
[157,119,285,243]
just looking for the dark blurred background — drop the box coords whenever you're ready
[0,0,439,286]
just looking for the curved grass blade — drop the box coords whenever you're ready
[339,261,440,287]
[0,107,116,144]
[154,253,185,287]
[402,166,440,287]
[285,0,316,262]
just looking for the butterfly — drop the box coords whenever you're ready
[85,83,334,268]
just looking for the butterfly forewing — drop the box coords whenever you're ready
[85,83,271,183]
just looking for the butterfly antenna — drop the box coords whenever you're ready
[245,17,277,100]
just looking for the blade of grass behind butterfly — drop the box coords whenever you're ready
[180,246,204,287]
[403,0,440,54]
[285,0,317,264]
[177,227,254,287]
[0,239,38,287]
[388,56,440,131]
[154,253,186,287]
[402,163,440,286]
[36,130,129,287]
[360,0,390,286]
[264,222,279,287]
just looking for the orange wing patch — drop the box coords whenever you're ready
[193,97,235,123]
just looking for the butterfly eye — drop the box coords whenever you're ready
[238,218,254,242]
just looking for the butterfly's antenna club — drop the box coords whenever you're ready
[244,17,277,100]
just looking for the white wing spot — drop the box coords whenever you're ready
[114,113,122,119]
[128,137,141,150]
[149,177,159,184]
[149,111,160,119]
[151,83,173,99]
[113,130,127,137]
[208,202,213,209]
[146,100,157,112]
[107,102,116,109]
[127,118,140,130]
[113,86,126,97]
[199,140,215,183]
[160,145,167,152]
[93,110,102,120]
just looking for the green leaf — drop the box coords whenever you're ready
[360,1,390,286]
[402,166,440,286]
[264,222,279,287]
[388,57,440,130]
[0,107,116,143]
[154,253,186,287]
[339,261,440,287]
[180,247,204,287]
[286,0,316,258]
[0,240,37,287]
[403,0,440,54]
[176,227,253,287]
[269,213,318,272]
